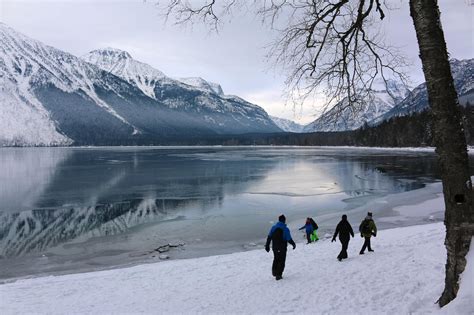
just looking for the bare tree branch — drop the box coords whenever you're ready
[158,0,409,120]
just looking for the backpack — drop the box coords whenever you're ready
[309,218,318,230]
[360,219,371,234]
[271,227,286,250]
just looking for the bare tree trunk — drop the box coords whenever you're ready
[410,0,474,307]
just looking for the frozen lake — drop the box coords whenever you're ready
[0,146,472,280]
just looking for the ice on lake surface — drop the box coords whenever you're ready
[0,146,472,279]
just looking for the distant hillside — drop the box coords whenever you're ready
[304,80,410,132]
[270,116,305,133]
[371,59,474,125]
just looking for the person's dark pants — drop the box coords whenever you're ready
[306,232,312,244]
[360,236,372,253]
[338,238,349,260]
[272,249,287,277]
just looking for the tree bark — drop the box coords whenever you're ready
[409,0,474,307]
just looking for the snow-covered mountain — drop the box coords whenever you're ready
[371,59,474,125]
[82,48,279,131]
[82,48,166,99]
[83,49,226,97]
[0,24,280,146]
[270,116,305,133]
[304,80,410,132]
[178,77,224,96]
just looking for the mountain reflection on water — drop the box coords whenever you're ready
[0,147,451,265]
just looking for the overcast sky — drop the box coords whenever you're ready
[1,0,472,124]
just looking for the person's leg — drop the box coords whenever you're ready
[367,237,373,251]
[313,231,319,241]
[342,239,349,259]
[337,239,344,261]
[272,250,278,277]
[360,237,369,254]
[274,249,286,279]
[306,232,311,243]
[280,250,287,277]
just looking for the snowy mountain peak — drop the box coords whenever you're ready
[178,77,225,96]
[83,48,166,99]
[89,47,133,60]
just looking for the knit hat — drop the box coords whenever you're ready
[278,214,286,223]
[367,212,373,217]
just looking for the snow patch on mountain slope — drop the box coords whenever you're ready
[83,48,166,99]
[179,77,224,96]
[0,81,70,146]
[0,24,71,145]
[0,23,140,141]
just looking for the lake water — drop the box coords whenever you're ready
[1,146,472,280]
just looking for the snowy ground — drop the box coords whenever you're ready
[1,221,473,314]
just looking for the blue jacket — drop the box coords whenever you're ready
[268,221,293,241]
[265,221,296,251]
[299,223,314,234]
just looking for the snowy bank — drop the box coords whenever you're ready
[1,222,473,314]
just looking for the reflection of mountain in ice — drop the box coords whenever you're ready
[0,198,198,257]
[0,149,71,212]
[0,148,277,258]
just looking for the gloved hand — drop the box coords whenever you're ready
[331,238,336,242]
[361,234,363,238]
[292,244,296,250]
[265,245,270,252]
[372,232,377,237]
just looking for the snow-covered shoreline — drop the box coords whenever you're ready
[2,185,473,314]
[1,221,472,314]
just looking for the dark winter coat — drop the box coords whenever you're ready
[266,222,296,251]
[359,218,377,238]
[333,219,354,241]
[309,218,318,230]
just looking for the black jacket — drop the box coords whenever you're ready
[333,219,354,241]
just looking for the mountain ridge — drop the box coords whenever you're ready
[370,58,474,125]
[0,24,281,146]
[304,80,410,132]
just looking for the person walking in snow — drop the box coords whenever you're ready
[359,212,377,255]
[331,214,354,261]
[309,217,319,242]
[299,217,315,244]
[265,214,296,280]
